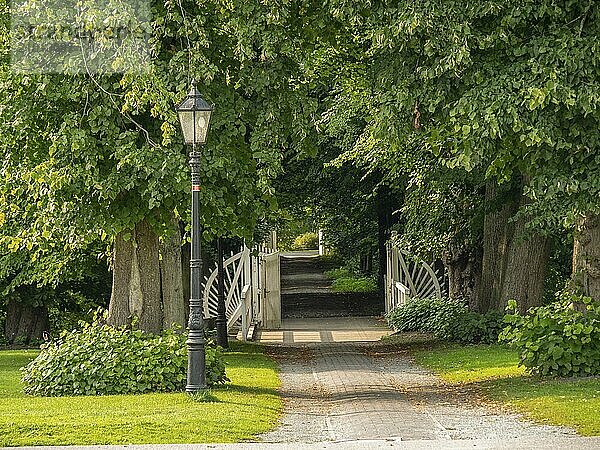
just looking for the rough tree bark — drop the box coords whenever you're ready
[479,178,549,313]
[443,243,482,310]
[108,218,163,333]
[572,213,600,301]
[4,297,49,345]
[160,215,185,329]
[107,230,134,326]
[500,214,550,314]
[478,180,518,312]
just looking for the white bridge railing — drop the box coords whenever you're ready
[202,239,280,340]
[385,242,445,313]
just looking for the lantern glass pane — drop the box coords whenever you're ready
[178,111,196,144]
[194,110,212,145]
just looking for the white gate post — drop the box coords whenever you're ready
[261,252,281,329]
[318,230,324,256]
[251,254,260,324]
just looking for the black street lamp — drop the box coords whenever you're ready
[176,79,213,393]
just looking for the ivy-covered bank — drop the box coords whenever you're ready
[388,292,600,379]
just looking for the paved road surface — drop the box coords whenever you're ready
[261,336,580,445]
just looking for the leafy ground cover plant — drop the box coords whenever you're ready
[386,297,503,344]
[21,317,228,396]
[500,294,600,377]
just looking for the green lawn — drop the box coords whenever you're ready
[0,342,282,447]
[414,343,600,436]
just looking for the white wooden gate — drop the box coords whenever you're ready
[260,252,281,329]
[385,242,445,313]
[202,238,280,339]
[202,247,252,337]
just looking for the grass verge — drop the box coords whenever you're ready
[413,342,600,436]
[0,342,281,446]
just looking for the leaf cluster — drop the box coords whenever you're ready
[21,314,228,396]
[501,294,600,377]
[387,297,503,344]
[291,232,319,250]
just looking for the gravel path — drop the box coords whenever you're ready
[261,341,576,444]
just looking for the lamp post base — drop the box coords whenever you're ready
[185,384,206,393]
[186,322,206,392]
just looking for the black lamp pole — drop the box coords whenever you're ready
[186,146,206,392]
[176,80,213,393]
[216,237,229,348]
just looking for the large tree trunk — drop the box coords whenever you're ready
[479,178,549,313]
[160,215,185,329]
[443,243,482,309]
[478,180,518,312]
[108,218,163,333]
[500,216,550,314]
[572,213,600,301]
[107,231,134,326]
[4,297,49,345]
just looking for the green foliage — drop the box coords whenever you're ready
[310,0,600,268]
[387,298,503,344]
[500,295,600,377]
[386,298,439,333]
[275,211,316,251]
[324,267,352,279]
[21,318,228,396]
[330,277,377,293]
[0,0,318,305]
[292,232,319,250]
[325,266,377,293]
[543,234,575,304]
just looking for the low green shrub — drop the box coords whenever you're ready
[21,318,229,396]
[500,294,600,377]
[292,232,319,250]
[325,266,377,292]
[386,297,503,344]
[386,298,438,332]
[331,277,377,293]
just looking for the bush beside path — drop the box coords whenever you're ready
[0,343,281,447]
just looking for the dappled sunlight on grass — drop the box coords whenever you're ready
[414,342,600,436]
[0,341,282,446]
[415,344,525,383]
[486,375,600,436]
